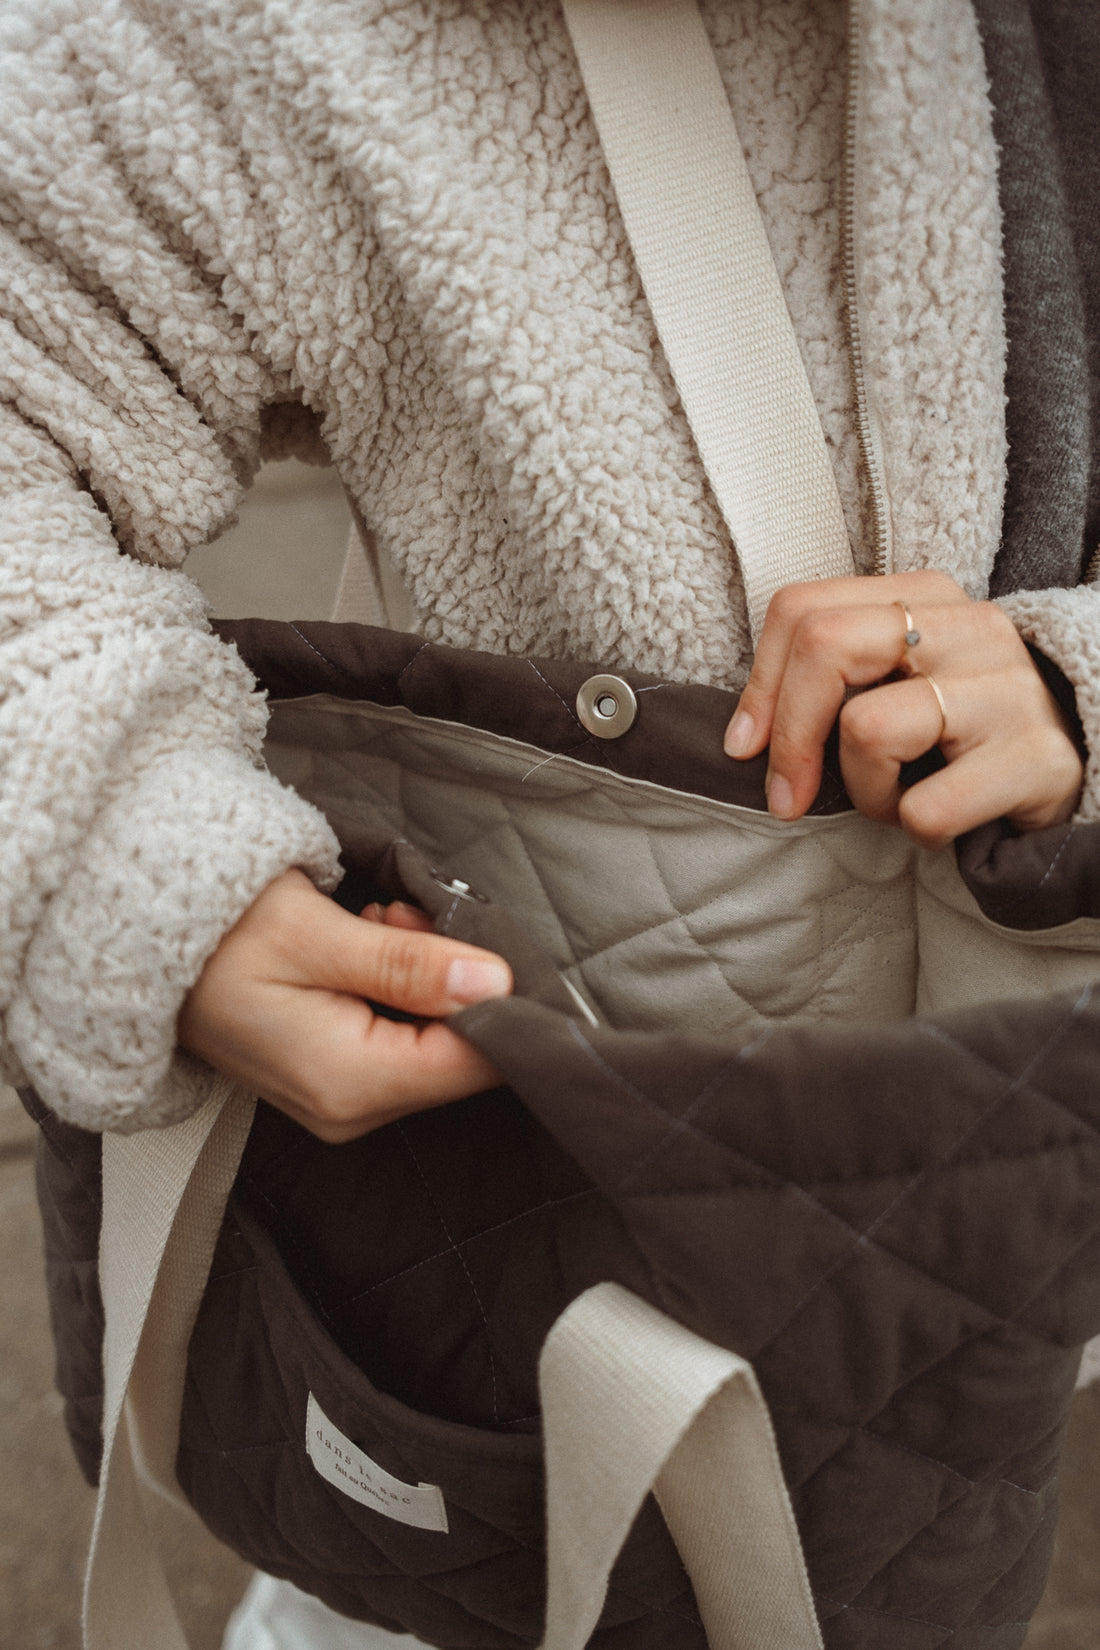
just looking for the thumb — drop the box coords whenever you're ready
[322,905,513,1017]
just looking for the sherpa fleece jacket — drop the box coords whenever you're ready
[0,0,1097,1133]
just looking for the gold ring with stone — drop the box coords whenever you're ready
[895,599,920,674]
[917,671,949,745]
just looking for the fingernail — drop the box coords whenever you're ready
[766,771,796,819]
[724,710,755,758]
[447,958,512,1004]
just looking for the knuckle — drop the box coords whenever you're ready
[1033,723,1083,789]
[288,1065,400,1140]
[766,583,808,628]
[839,692,888,752]
[972,600,1018,648]
[848,785,896,825]
[373,932,434,1006]
[790,607,844,664]
[897,787,953,848]
[288,1063,358,1122]
[767,730,817,779]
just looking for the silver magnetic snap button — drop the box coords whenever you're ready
[576,674,637,739]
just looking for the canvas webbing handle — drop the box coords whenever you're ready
[85,1080,255,1650]
[333,0,854,640]
[539,1284,824,1649]
[560,0,854,640]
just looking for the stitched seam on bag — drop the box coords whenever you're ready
[797,1139,1096,1187]
[205,1258,263,1285]
[394,640,434,692]
[813,878,913,1009]
[188,1402,703,1632]
[786,1236,1091,1505]
[613,1034,775,1195]
[921,988,1099,1150]
[330,1187,598,1311]
[235,1178,350,1333]
[818,1583,1032,1640]
[770,1377,1051,1502]
[492,793,590,962]
[550,780,797,1016]
[1038,822,1078,889]
[396,1121,502,1425]
[814,1592,955,1635]
[555,1015,1089,1350]
[525,658,592,738]
[754,1004,1087,1352]
[289,625,361,685]
[970,821,1080,919]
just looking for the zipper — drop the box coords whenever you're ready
[1085,541,1100,585]
[841,0,893,576]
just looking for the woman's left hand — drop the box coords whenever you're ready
[722,571,1084,847]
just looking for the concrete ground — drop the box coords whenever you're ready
[2,463,1098,1647]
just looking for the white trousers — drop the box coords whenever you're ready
[222,1574,438,1650]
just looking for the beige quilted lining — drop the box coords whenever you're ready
[267,696,1100,1040]
[268,697,918,1035]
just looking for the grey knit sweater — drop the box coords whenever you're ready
[0,0,1097,1131]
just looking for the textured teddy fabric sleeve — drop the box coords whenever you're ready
[0,19,341,1131]
[997,585,1100,821]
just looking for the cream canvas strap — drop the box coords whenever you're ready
[560,0,854,640]
[85,1079,255,1650]
[540,1284,823,1649]
[333,0,854,639]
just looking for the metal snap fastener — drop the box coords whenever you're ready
[429,871,489,903]
[576,674,637,739]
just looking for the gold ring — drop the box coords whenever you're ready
[918,671,948,745]
[894,599,920,674]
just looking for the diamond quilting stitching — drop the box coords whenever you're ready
[493,781,817,1025]
[330,1186,597,1313]
[308,712,857,1016]
[524,657,590,736]
[544,1001,1094,1629]
[299,710,908,1032]
[923,1001,1100,1153]
[814,1592,957,1640]
[288,625,362,686]
[558,1008,1094,1351]
[395,1121,503,1426]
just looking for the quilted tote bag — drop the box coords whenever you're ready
[45,612,1100,1650]
[33,1,1100,1646]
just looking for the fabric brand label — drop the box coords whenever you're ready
[305,1393,449,1532]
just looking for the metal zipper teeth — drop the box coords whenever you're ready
[1084,541,1100,585]
[842,0,893,577]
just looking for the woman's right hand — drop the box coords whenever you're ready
[177,869,512,1143]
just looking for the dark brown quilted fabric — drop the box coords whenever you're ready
[30,622,1100,1649]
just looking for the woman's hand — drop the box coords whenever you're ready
[177,869,511,1143]
[723,571,1084,847]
